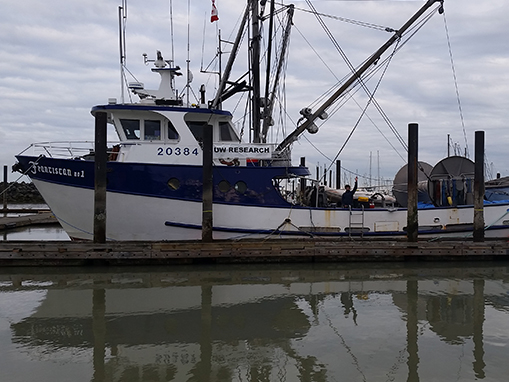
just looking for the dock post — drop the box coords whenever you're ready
[202,124,213,242]
[336,160,341,189]
[407,123,418,242]
[94,112,107,243]
[473,131,485,242]
[2,165,7,211]
[299,157,306,199]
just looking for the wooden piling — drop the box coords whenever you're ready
[336,160,341,189]
[2,165,7,211]
[299,157,306,197]
[473,131,485,242]
[407,123,418,242]
[94,112,107,243]
[202,124,213,242]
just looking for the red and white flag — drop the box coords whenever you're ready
[211,0,219,23]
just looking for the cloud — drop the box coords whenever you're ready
[0,0,508,184]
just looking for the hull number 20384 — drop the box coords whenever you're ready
[157,147,199,156]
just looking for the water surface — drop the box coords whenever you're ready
[1,262,508,381]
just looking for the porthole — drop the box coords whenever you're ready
[167,178,180,190]
[218,180,231,193]
[234,181,247,194]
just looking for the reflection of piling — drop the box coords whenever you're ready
[407,124,418,242]
[406,280,419,381]
[94,112,107,243]
[473,131,485,242]
[92,289,106,382]
[202,124,213,242]
[200,285,212,378]
[473,279,486,378]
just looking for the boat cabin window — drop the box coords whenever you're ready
[219,122,237,141]
[167,121,179,140]
[119,117,179,141]
[186,121,211,145]
[144,120,161,140]
[120,119,140,140]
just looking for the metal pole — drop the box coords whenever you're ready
[407,123,418,242]
[94,112,107,243]
[473,131,485,242]
[202,124,213,242]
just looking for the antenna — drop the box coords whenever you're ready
[118,0,128,103]
[186,0,190,106]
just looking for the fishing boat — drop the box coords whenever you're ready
[12,0,509,240]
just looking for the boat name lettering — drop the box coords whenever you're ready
[29,161,85,178]
[157,147,199,156]
[213,144,273,159]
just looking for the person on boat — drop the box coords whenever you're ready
[342,177,358,208]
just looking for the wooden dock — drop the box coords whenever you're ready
[0,211,57,230]
[0,238,508,266]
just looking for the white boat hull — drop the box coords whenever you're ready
[34,179,509,241]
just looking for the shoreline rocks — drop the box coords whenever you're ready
[1,182,45,204]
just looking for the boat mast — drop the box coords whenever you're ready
[251,0,262,143]
[276,0,444,153]
[210,5,250,109]
[261,4,294,143]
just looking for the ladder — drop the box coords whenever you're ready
[348,205,365,238]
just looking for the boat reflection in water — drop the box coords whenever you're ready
[1,263,509,381]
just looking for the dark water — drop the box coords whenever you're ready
[1,262,508,381]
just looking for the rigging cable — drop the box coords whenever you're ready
[299,3,441,175]
[442,9,469,158]
[304,0,404,182]
[303,1,407,154]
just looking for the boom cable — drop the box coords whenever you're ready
[442,9,469,158]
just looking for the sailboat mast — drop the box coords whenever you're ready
[251,0,262,143]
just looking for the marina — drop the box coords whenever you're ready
[11,0,509,242]
[2,2,509,381]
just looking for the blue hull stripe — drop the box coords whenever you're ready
[164,221,509,237]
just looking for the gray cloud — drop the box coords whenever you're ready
[1,0,508,184]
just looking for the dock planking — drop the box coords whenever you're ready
[0,238,508,266]
[0,211,57,230]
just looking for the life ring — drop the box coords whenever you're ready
[219,158,240,166]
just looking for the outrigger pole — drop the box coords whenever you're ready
[276,0,444,153]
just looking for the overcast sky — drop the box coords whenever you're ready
[1,0,508,185]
